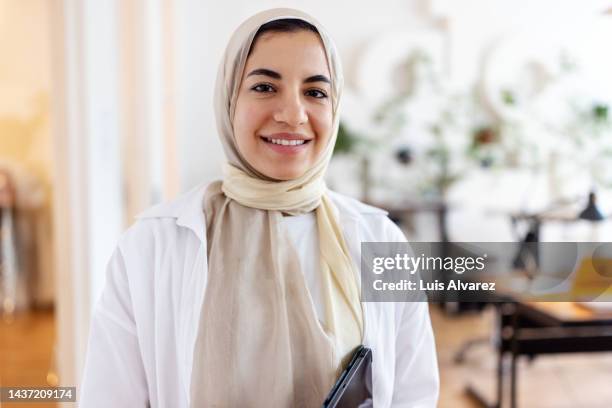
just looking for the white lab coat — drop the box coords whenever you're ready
[79,184,439,407]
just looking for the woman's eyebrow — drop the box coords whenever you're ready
[304,74,331,84]
[246,68,331,84]
[246,68,281,79]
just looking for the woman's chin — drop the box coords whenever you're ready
[262,166,307,181]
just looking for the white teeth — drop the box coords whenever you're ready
[266,138,306,146]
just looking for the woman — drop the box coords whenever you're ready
[80,8,439,408]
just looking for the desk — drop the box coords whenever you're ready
[466,300,612,408]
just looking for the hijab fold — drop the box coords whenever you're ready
[190,9,363,407]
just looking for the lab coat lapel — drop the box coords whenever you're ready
[167,184,209,404]
[175,184,208,244]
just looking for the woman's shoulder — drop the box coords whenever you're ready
[119,183,209,250]
[327,190,406,242]
[120,186,404,246]
[326,189,387,217]
[135,182,208,222]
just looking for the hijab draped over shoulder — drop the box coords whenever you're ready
[190,8,363,407]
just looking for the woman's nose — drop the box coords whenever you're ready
[273,92,308,127]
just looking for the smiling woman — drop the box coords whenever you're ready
[79,8,439,408]
[234,21,333,180]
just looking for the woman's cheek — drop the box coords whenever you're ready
[313,113,333,148]
[243,103,268,133]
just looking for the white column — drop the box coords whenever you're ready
[120,0,179,222]
[49,0,181,393]
[48,0,124,392]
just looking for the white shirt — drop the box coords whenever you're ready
[281,213,326,325]
[79,184,439,408]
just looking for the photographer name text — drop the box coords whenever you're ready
[372,279,496,291]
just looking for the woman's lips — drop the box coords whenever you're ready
[260,135,311,155]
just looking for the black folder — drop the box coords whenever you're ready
[322,345,373,408]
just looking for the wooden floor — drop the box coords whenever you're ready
[1,307,612,407]
[0,309,56,408]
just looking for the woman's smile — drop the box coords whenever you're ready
[260,132,312,155]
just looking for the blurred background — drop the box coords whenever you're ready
[1,0,612,407]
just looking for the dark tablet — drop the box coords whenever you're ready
[322,345,373,408]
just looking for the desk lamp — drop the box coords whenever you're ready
[578,191,605,221]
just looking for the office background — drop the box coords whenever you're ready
[1,1,612,407]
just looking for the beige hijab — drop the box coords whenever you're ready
[190,8,363,407]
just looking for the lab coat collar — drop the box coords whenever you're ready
[135,182,209,243]
[135,182,387,244]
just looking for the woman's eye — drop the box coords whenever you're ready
[305,89,328,99]
[251,84,275,93]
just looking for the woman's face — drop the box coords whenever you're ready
[233,30,333,180]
